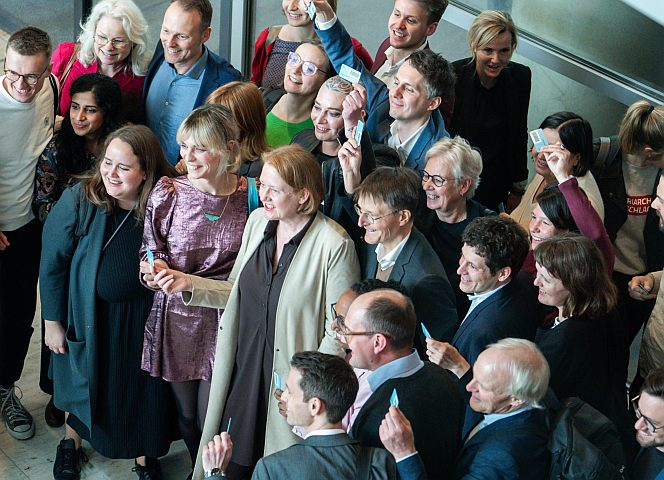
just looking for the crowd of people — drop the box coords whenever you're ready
[0,0,663,479]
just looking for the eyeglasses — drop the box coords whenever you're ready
[420,170,455,188]
[287,51,329,76]
[632,395,663,433]
[95,33,130,48]
[331,303,383,339]
[3,63,48,85]
[354,204,398,225]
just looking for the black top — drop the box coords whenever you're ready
[631,447,664,480]
[221,216,314,466]
[450,59,531,211]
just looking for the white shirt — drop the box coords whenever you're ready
[0,76,55,231]
[375,232,411,271]
[387,121,427,166]
[375,42,428,88]
[462,282,509,323]
[304,428,346,439]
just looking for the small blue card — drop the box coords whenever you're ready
[421,323,432,339]
[390,388,399,408]
[146,246,155,267]
[340,64,362,84]
[226,417,232,433]
[354,120,365,144]
[307,1,316,20]
[529,129,548,152]
[273,371,281,390]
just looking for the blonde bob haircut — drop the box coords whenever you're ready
[83,125,173,221]
[425,136,483,199]
[618,100,664,154]
[176,104,241,175]
[77,0,151,75]
[468,10,517,60]
[206,81,269,163]
[262,145,324,215]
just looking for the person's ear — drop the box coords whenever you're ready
[427,96,441,111]
[398,209,412,226]
[426,22,439,37]
[458,178,472,197]
[497,266,512,283]
[201,26,212,44]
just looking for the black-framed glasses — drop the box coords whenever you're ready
[94,33,130,48]
[287,51,329,76]
[353,204,398,225]
[632,395,663,434]
[3,63,48,85]
[420,169,455,188]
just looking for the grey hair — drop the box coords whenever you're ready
[425,136,482,198]
[77,0,151,76]
[485,338,550,409]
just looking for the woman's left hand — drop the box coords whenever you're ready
[140,259,169,289]
[152,268,193,295]
[541,144,574,183]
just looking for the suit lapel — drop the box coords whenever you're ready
[453,283,510,343]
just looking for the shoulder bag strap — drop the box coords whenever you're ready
[355,446,374,480]
[58,43,80,96]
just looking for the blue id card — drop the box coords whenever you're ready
[307,1,316,20]
[146,246,155,267]
[529,129,548,152]
[273,371,281,390]
[354,120,365,144]
[421,323,432,339]
[390,388,399,408]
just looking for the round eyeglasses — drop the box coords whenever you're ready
[287,51,329,77]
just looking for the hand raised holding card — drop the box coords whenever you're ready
[541,144,575,183]
[342,84,368,134]
[338,137,362,194]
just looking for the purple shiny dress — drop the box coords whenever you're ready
[141,176,249,382]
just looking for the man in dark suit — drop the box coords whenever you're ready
[199,351,398,480]
[342,289,465,480]
[144,0,241,164]
[309,0,454,171]
[354,167,458,353]
[380,338,551,480]
[426,215,540,367]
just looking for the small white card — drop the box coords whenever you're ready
[340,64,361,84]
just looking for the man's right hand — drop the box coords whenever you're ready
[202,433,233,475]
[379,406,417,461]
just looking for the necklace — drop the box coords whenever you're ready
[202,176,238,221]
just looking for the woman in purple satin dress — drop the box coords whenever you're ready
[139,104,251,469]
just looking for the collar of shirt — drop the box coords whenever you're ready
[304,428,347,439]
[168,47,208,79]
[466,405,535,442]
[387,120,428,165]
[462,282,508,323]
[263,214,316,246]
[375,232,411,271]
[377,41,428,83]
[367,349,424,392]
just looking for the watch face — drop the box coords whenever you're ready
[205,468,222,478]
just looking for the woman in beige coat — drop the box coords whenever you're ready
[146,144,359,479]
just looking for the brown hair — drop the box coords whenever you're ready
[618,100,664,154]
[83,125,174,220]
[7,26,51,58]
[206,82,269,162]
[354,167,421,218]
[170,0,212,30]
[534,233,617,318]
[262,144,323,215]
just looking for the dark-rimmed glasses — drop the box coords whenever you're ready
[287,51,329,76]
[420,169,455,187]
[632,395,663,433]
[3,63,48,85]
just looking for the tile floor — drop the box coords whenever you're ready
[0,295,191,479]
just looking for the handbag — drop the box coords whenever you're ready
[57,43,80,97]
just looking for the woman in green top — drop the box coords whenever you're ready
[265,42,332,147]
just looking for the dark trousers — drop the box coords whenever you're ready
[0,218,42,386]
[613,271,657,343]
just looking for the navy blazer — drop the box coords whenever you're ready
[360,228,458,352]
[452,272,541,366]
[143,43,242,111]
[397,408,550,480]
[315,18,449,168]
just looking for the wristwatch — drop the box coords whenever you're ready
[204,468,225,478]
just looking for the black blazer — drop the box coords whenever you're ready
[360,228,458,352]
[452,272,542,366]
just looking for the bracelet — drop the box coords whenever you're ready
[204,468,225,478]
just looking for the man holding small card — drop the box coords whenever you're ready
[341,288,465,480]
[306,0,455,171]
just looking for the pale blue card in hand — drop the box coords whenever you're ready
[273,371,281,390]
[307,2,316,20]
[421,323,432,339]
[390,388,399,408]
[146,246,155,267]
[226,417,232,433]
[340,64,361,84]
[529,128,548,152]
[354,120,364,144]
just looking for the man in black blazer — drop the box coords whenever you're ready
[355,167,458,356]
[380,338,551,480]
[200,351,398,479]
[342,289,465,480]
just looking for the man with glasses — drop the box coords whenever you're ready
[145,0,241,164]
[631,368,664,479]
[0,26,57,441]
[343,288,465,480]
[307,0,455,171]
[353,167,457,358]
